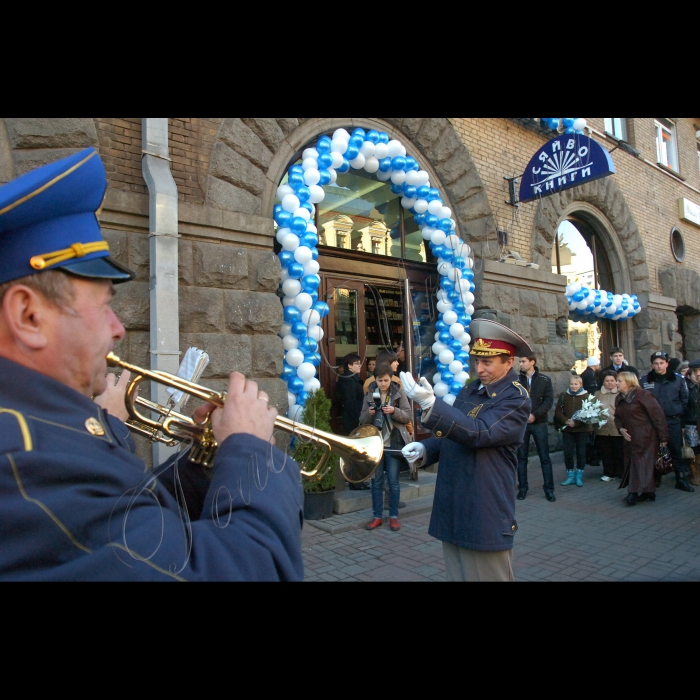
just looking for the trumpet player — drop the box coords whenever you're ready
[0,148,304,582]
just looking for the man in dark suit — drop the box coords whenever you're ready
[603,348,639,377]
[0,149,304,581]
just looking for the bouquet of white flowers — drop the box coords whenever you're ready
[559,396,609,432]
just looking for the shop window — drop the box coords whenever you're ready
[656,118,679,171]
[604,118,627,141]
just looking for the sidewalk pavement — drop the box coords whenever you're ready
[302,453,700,582]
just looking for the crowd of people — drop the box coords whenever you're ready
[516,347,700,508]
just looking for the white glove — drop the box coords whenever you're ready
[402,442,426,467]
[400,372,436,412]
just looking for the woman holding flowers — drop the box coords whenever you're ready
[555,374,595,487]
[614,372,668,506]
[594,371,625,482]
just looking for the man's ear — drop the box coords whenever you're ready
[1,285,50,350]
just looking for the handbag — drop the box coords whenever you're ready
[654,445,674,477]
[682,435,695,460]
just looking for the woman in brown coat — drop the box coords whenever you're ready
[615,372,669,506]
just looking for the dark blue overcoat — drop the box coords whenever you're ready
[0,357,304,581]
[421,369,531,552]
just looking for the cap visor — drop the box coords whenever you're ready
[58,256,136,283]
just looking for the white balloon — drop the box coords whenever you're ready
[288,392,297,409]
[294,247,313,264]
[302,310,321,327]
[308,326,324,342]
[428,200,444,216]
[387,140,403,158]
[286,349,305,368]
[570,282,582,294]
[282,194,300,213]
[279,323,292,338]
[438,263,452,277]
[443,310,458,326]
[377,170,392,182]
[436,290,449,303]
[304,378,321,393]
[450,323,465,338]
[448,268,463,282]
[276,227,292,245]
[360,141,375,158]
[297,362,317,381]
[303,260,320,276]
[574,118,587,132]
[401,197,417,210]
[405,170,420,186]
[442,393,457,406]
[350,154,366,170]
[433,373,443,385]
[302,157,318,171]
[467,305,475,316]
[303,149,319,161]
[282,297,296,308]
[281,234,300,251]
[435,332,444,343]
[277,184,294,202]
[364,157,380,174]
[431,230,447,246]
[296,293,313,312]
[309,185,325,204]
[333,129,351,142]
[399,145,407,157]
[565,284,576,297]
[437,302,453,315]
[416,171,430,186]
[374,143,389,159]
[282,279,302,298]
[331,140,348,156]
[433,342,448,355]
[612,295,623,307]
[329,169,338,184]
[422,227,435,241]
[455,371,470,386]
[440,207,452,220]
[414,199,429,214]
[283,336,300,351]
[439,350,455,365]
[434,382,450,398]
[294,208,311,222]
[458,279,472,296]
[460,334,471,348]
[305,222,318,235]
[304,169,321,188]
[390,170,406,185]
[462,292,475,306]
[449,361,464,375]
[330,151,345,169]
[288,405,305,422]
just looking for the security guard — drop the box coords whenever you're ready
[0,148,304,581]
[401,320,532,582]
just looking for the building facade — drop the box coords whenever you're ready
[1,117,698,457]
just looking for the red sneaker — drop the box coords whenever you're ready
[390,518,401,532]
[366,518,383,531]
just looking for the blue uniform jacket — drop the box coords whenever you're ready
[421,369,531,552]
[0,356,304,581]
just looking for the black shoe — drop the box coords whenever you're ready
[545,492,556,502]
[637,493,656,503]
[517,490,527,501]
[675,476,696,493]
[624,493,638,506]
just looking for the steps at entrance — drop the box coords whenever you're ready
[334,471,438,515]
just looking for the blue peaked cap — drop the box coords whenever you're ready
[0,147,135,285]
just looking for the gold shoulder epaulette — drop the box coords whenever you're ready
[0,407,34,452]
[513,382,529,398]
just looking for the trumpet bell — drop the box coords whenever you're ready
[338,425,384,484]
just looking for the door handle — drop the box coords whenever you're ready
[328,338,335,344]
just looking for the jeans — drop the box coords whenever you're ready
[563,432,588,472]
[371,454,402,519]
[517,422,554,493]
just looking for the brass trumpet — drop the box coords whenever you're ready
[106,353,383,483]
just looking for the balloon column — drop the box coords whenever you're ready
[538,118,587,135]
[274,128,478,417]
[566,281,642,323]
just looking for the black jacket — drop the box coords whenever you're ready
[603,362,639,378]
[640,370,688,420]
[336,371,365,435]
[519,368,554,424]
[579,367,600,395]
[683,376,698,426]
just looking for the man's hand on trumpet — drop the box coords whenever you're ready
[194,372,278,445]
[95,370,133,423]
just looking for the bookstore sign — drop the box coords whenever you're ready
[679,198,700,228]
[519,134,616,204]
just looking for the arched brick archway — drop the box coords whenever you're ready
[206,118,497,253]
[530,177,650,296]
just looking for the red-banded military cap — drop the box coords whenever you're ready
[470,319,533,358]
[0,147,135,285]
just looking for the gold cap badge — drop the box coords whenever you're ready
[85,417,105,437]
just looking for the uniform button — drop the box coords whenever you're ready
[85,417,105,437]
[492,393,497,398]
[436,431,443,438]
[512,526,517,532]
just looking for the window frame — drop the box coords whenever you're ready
[655,118,679,172]
[604,118,627,141]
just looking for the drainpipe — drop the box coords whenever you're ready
[142,118,180,465]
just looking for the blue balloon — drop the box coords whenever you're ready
[337,158,350,174]
[349,135,364,149]
[307,352,322,367]
[313,301,330,318]
[405,156,417,171]
[433,245,447,259]
[453,301,466,314]
[301,202,314,215]
[391,156,407,171]
[442,249,455,264]
[453,256,468,270]
[416,186,430,200]
[436,362,448,373]
[287,262,304,280]
[317,137,332,154]
[352,128,366,140]
[461,315,472,326]
[317,153,333,169]
[302,274,321,293]
[275,210,292,228]
[273,204,283,216]
[440,278,455,293]
[281,364,296,382]
[377,132,390,144]
[289,165,304,177]
[301,233,319,249]
[438,218,452,233]
[310,247,319,261]
[449,339,463,354]
[366,130,380,144]
[572,292,585,303]
[378,157,392,172]
[318,169,332,186]
[296,391,311,406]
[309,291,319,304]
[284,306,301,324]
[470,283,475,294]
[278,250,295,269]
[291,321,308,339]
[288,172,304,188]
[436,320,448,332]
[439,331,452,344]
[457,351,470,365]
[345,144,360,161]
[391,182,404,196]
[424,214,438,229]
[414,213,426,226]
[441,370,454,384]
[462,269,475,282]
[299,337,318,354]
[295,186,311,203]
[288,377,305,394]
[450,382,463,396]
[428,188,441,201]
[404,185,417,199]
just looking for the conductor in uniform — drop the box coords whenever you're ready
[401,320,532,582]
[0,148,304,581]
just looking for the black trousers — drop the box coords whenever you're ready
[666,416,687,474]
[563,432,588,472]
[596,435,625,478]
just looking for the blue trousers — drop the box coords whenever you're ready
[517,422,554,493]
[371,454,402,519]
